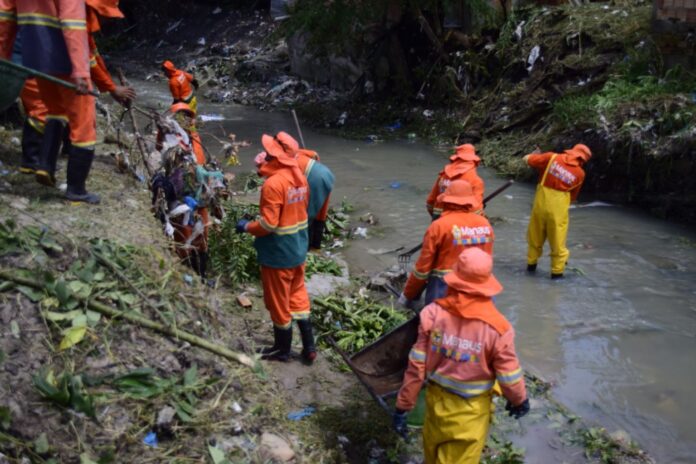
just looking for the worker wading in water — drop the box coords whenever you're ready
[399,180,494,308]
[235,135,317,364]
[161,60,198,114]
[427,144,485,220]
[394,248,529,464]
[14,0,135,180]
[275,131,335,250]
[524,144,591,278]
[0,0,102,203]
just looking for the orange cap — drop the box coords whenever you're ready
[449,144,481,163]
[443,248,503,297]
[85,0,124,18]
[275,131,299,155]
[170,102,195,117]
[162,60,176,73]
[437,179,477,208]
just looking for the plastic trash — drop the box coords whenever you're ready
[143,431,158,447]
[386,121,402,131]
[338,111,348,126]
[353,227,368,238]
[422,109,434,118]
[527,45,541,73]
[365,135,382,143]
[287,406,316,421]
[197,37,206,46]
[199,114,225,122]
[390,181,401,189]
[183,274,194,285]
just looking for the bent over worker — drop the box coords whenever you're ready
[162,60,198,114]
[426,144,485,220]
[235,135,316,364]
[276,131,335,250]
[0,0,101,203]
[393,248,529,464]
[524,144,591,278]
[399,180,494,308]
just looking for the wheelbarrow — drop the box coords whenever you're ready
[329,315,420,414]
[0,58,99,113]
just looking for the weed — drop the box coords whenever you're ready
[209,201,261,285]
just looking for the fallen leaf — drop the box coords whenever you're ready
[59,326,87,350]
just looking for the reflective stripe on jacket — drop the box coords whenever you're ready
[247,168,309,268]
[0,0,90,78]
[396,297,526,411]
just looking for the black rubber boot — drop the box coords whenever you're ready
[526,263,537,273]
[65,146,100,204]
[20,120,42,174]
[35,119,65,186]
[551,273,564,280]
[259,326,292,362]
[197,251,208,279]
[61,124,72,158]
[297,319,317,365]
[308,220,326,250]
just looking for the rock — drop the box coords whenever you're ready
[258,432,294,462]
[157,406,176,427]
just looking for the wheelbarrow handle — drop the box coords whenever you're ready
[1,58,100,97]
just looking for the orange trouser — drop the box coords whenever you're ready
[20,78,48,132]
[260,264,310,329]
[36,78,96,148]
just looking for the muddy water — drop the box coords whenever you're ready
[138,83,696,462]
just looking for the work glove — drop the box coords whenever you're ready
[235,219,249,234]
[192,78,200,90]
[505,398,530,419]
[392,409,409,439]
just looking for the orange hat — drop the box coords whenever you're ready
[85,0,124,18]
[437,179,476,208]
[297,148,319,161]
[443,248,503,297]
[564,143,592,164]
[449,144,480,164]
[170,102,195,117]
[261,134,298,167]
[162,60,176,73]
[275,131,299,155]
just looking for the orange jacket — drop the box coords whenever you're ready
[247,161,309,268]
[87,7,116,93]
[426,161,485,217]
[0,0,90,79]
[527,152,586,202]
[163,62,194,102]
[403,210,494,300]
[396,292,526,410]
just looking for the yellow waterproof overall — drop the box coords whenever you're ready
[422,383,494,464]
[526,154,571,274]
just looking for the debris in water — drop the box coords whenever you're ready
[199,114,225,122]
[353,227,368,238]
[390,181,401,189]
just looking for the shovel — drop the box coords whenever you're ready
[398,179,515,266]
[0,58,99,112]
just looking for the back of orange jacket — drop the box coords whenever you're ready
[0,0,90,79]
[527,152,586,202]
[403,210,494,300]
[426,164,485,218]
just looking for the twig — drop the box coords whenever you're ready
[0,270,257,368]
[117,69,153,177]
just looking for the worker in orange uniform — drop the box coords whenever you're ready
[15,0,135,175]
[161,60,198,114]
[0,0,104,203]
[393,247,529,463]
[275,132,335,250]
[524,144,591,279]
[427,144,485,220]
[235,135,316,364]
[399,180,494,308]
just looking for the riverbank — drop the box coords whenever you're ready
[108,0,696,224]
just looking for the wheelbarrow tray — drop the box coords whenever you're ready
[331,316,419,411]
